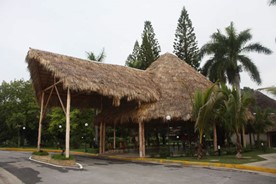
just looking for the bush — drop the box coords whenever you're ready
[32,150,49,156]
[51,154,74,160]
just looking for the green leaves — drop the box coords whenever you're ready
[200,22,272,87]
[125,21,161,70]
[173,6,200,70]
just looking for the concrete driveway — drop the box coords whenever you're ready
[0,151,275,184]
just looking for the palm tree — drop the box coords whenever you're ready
[252,107,273,147]
[223,88,254,158]
[201,22,272,94]
[192,84,226,158]
[269,0,276,5]
[86,49,106,62]
[258,86,276,96]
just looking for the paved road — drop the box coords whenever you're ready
[0,151,275,184]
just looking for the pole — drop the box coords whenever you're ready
[37,92,44,151]
[65,88,71,158]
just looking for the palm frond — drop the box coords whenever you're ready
[242,43,272,54]
[238,55,261,84]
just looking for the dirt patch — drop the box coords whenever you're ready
[32,155,77,167]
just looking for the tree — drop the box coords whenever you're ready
[125,40,142,69]
[173,6,200,70]
[269,0,276,5]
[86,48,106,62]
[126,21,161,70]
[138,21,161,70]
[258,86,276,96]
[201,22,272,93]
[223,88,254,158]
[252,107,273,147]
[0,80,39,146]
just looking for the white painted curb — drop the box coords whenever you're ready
[29,156,83,169]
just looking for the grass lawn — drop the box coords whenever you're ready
[169,149,276,164]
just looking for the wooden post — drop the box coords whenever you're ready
[65,88,71,158]
[267,133,271,148]
[139,122,145,157]
[99,122,103,154]
[113,123,116,149]
[37,92,44,151]
[103,122,106,154]
[242,125,246,148]
[142,122,145,157]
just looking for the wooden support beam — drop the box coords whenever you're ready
[65,88,71,158]
[103,122,106,154]
[139,122,145,157]
[43,80,62,92]
[37,92,45,151]
[99,122,103,154]
[42,86,54,118]
[55,86,66,115]
[113,123,116,149]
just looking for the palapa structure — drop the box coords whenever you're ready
[26,48,212,158]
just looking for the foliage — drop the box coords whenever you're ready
[126,21,161,70]
[269,0,276,5]
[47,107,95,149]
[0,80,39,146]
[258,86,276,96]
[125,41,142,68]
[173,6,200,70]
[86,48,106,62]
[32,150,49,156]
[200,22,272,89]
[251,106,274,147]
[51,154,74,160]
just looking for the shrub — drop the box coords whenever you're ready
[51,154,74,160]
[32,150,49,156]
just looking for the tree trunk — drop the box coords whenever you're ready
[235,130,242,158]
[213,123,218,154]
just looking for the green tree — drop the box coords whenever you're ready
[252,107,273,147]
[258,86,276,96]
[138,21,161,70]
[223,88,254,158]
[269,0,276,5]
[86,48,106,62]
[0,80,39,146]
[173,6,200,70]
[125,40,142,68]
[201,22,272,91]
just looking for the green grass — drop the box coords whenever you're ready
[169,150,271,164]
[51,154,74,160]
[32,150,49,156]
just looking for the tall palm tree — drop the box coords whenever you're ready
[269,0,276,5]
[258,86,276,96]
[201,22,272,94]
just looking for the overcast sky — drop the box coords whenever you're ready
[0,0,275,94]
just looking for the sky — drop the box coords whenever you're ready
[0,0,275,97]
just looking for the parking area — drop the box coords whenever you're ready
[0,151,275,184]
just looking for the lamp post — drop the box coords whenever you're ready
[22,126,26,148]
[84,123,88,152]
[58,124,64,155]
[166,115,171,156]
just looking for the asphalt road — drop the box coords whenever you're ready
[0,151,275,184]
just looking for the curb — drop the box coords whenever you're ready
[1,148,275,174]
[29,156,83,170]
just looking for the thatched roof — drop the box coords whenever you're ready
[26,49,212,125]
[26,48,160,108]
[96,53,212,124]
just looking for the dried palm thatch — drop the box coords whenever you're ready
[26,48,160,108]
[26,49,212,125]
[96,53,213,124]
